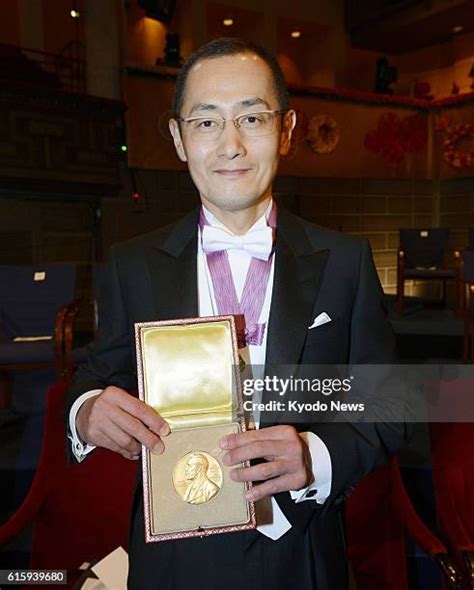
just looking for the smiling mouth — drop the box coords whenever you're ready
[214,169,251,176]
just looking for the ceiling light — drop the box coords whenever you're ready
[70,9,80,18]
[223,18,233,26]
[291,30,301,38]
[452,25,463,33]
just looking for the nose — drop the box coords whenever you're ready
[216,120,247,159]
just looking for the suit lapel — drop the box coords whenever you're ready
[265,209,329,368]
[146,208,199,320]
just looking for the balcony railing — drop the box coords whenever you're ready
[0,42,86,95]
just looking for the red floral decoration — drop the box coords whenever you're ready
[364,112,428,169]
[441,122,474,168]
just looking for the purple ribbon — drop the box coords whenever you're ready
[245,323,266,346]
[200,205,276,348]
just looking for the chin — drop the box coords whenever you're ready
[221,195,260,211]
[210,195,262,212]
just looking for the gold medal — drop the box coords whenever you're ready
[172,451,222,505]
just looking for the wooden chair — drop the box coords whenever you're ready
[0,382,137,589]
[460,250,474,362]
[62,263,107,384]
[396,228,459,315]
[0,265,76,407]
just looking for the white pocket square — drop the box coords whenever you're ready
[308,312,332,330]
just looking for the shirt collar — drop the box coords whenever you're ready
[201,199,273,235]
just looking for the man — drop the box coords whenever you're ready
[66,38,408,590]
[181,452,220,505]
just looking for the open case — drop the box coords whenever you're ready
[135,315,256,542]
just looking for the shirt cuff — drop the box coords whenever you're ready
[289,431,332,505]
[68,389,102,463]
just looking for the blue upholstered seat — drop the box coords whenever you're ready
[0,339,56,364]
[0,265,76,401]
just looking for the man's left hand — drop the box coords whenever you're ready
[220,425,312,501]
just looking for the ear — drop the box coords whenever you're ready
[169,118,188,162]
[279,110,297,157]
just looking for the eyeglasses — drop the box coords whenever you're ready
[177,110,287,140]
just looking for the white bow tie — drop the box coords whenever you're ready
[201,224,274,261]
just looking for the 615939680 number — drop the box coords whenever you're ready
[0,570,66,585]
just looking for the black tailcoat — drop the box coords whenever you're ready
[67,208,408,590]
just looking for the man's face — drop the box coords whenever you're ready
[185,457,202,479]
[169,53,296,216]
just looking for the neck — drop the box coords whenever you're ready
[201,197,272,235]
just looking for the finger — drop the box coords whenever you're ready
[90,427,140,461]
[245,475,294,502]
[99,417,142,455]
[220,425,296,450]
[109,408,163,453]
[229,460,285,483]
[101,389,170,437]
[89,390,165,453]
[100,430,142,461]
[87,403,140,451]
[223,439,288,466]
[122,398,170,437]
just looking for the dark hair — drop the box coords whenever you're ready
[173,37,289,117]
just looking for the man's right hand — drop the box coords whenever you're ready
[76,386,170,460]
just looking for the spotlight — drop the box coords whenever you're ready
[223,18,233,26]
[291,30,301,38]
[70,9,80,18]
[452,25,463,33]
[120,144,128,153]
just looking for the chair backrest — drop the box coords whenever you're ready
[399,228,449,269]
[92,263,107,332]
[430,421,474,549]
[462,250,474,284]
[469,228,474,250]
[346,462,409,590]
[0,265,76,339]
[0,382,137,587]
[30,448,137,581]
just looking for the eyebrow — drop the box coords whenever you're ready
[187,97,271,117]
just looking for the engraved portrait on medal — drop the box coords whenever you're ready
[173,451,223,505]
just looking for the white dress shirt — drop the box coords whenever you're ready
[69,201,332,540]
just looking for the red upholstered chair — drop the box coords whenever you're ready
[0,382,137,589]
[430,420,474,588]
[346,457,463,590]
[346,460,410,590]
